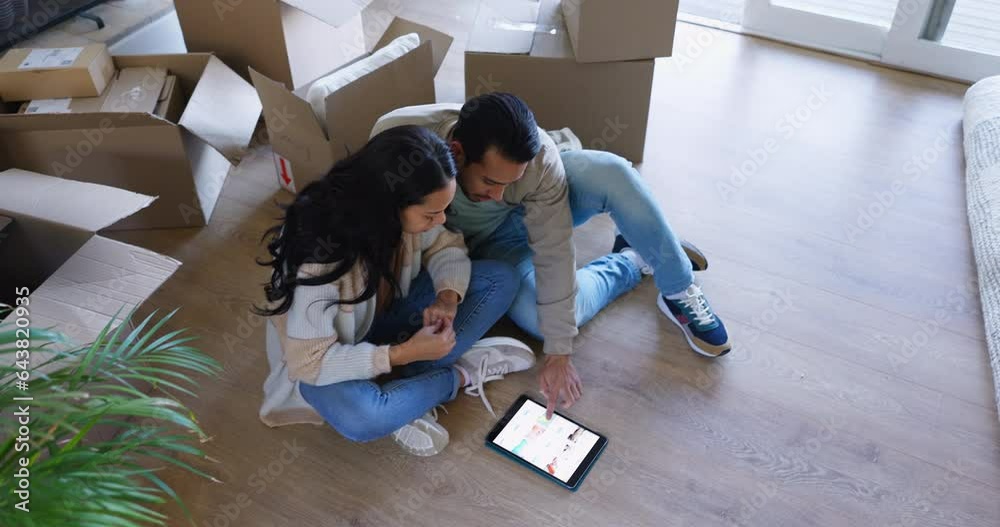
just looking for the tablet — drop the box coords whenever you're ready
[485,394,608,491]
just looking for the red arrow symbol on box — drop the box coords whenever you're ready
[279,158,292,185]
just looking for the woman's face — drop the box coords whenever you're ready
[400,178,456,234]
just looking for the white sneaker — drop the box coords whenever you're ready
[391,407,449,457]
[456,337,536,417]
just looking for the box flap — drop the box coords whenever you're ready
[373,17,454,76]
[281,0,373,28]
[250,67,335,186]
[467,0,542,55]
[29,235,180,352]
[113,54,211,97]
[179,56,262,164]
[324,42,435,169]
[0,168,155,232]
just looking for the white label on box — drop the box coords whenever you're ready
[18,47,85,69]
[274,153,296,193]
[25,98,72,114]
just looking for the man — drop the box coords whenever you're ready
[372,93,730,417]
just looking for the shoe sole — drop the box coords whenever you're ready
[680,239,708,272]
[393,420,449,457]
[657,295,731,358]
[614,235,708,272]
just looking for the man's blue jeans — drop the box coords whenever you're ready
[299,260,519,442]
[471,150,694,340]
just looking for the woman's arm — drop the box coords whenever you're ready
[420,226,471,302]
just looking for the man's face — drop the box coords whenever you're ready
[451,142,528,203]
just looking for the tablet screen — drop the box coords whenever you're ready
[491,398,601,483]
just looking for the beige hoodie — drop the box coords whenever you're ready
[372,103,578,356]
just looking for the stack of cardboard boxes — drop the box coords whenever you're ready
[0,43,263,229]
[466,0,679,162]
[0,43,261,346]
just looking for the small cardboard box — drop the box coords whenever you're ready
[101,67,167,115]
[175,0,375,89]
[0,53,262,230]
[22,93,107,114]
[561,0,678,63]
[155,75,186,123]
[465,0,655,162]
[0,168,180,354]
[0,44,116,101]
[251,16,453,193]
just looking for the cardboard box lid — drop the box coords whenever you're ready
[250,66,335,182]
[178,55,263,164]
[29,235,180,351]
[282,0,373,28]
[0,168,155,231]
[0,168,179,352]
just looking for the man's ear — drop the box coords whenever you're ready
[449,140,465,166]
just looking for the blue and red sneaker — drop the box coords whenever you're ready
[658,284,731,357]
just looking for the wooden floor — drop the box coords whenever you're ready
[105,12,1000,527]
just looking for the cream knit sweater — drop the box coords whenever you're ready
[259,225,470,428]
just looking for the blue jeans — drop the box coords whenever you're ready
[298,260,519,442]
[472,150,694,340]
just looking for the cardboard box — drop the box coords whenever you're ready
[21,94,106,114]
[0,44,115,101]
[465,0,655,162]
[0,168,180,356]
[251,17,453,193]
[0,54,262,230]
[175,0,375,89]
[101,67,167,115]
[155,75,186,123]
[561,0,678,63]
[22,70,185,118]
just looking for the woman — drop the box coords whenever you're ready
[256,126,534,456]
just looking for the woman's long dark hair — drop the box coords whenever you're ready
[255,125,457,317]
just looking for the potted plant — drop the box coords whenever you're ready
[0,308,221,526]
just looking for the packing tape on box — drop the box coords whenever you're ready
[490,19,559,35]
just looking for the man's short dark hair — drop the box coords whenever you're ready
[453,92,541,165]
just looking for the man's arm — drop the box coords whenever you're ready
[522,141,578,356]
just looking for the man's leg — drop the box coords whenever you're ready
[561,150,694,296]
[472,200,645,340]
[561,150,731,356]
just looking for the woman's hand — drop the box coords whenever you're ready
[423,290,460,327]
[389,319,456,365]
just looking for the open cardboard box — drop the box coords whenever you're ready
[0,169,180,364]
[251,17,453,193]
[175,0,378,90]
[0,54,262,230]
[465,0,655,162]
